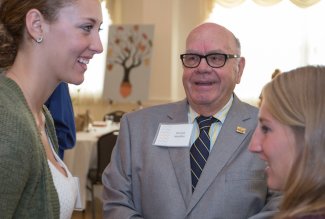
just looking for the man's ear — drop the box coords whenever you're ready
[25,9,44,42]
[235,56,245,84]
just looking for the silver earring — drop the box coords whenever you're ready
[36,36,43,43]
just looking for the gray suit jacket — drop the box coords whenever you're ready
[102,95,280,219]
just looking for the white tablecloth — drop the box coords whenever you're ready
[64,123,119,210]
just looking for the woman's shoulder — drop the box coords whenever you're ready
[0,75,26,109]
[0,92,38,156]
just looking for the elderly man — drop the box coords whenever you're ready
[102,22,280,219]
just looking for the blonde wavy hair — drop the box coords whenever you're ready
[262,65,325,218]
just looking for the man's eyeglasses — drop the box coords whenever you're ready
[180,53,240,68]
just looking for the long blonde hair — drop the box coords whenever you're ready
[262,65,325,218]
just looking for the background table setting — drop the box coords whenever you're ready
[64,120,120,210]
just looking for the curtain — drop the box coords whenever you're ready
[207,0,325,102]
[106,0,121,23]
[213,0,320,8]
[202,0,320,32]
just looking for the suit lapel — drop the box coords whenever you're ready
[167,100,193,207]
[168,147,192,207]
[186,96,255,213]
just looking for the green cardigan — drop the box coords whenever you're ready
[0,75,60,218]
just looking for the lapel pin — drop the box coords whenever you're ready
[236,126,246,134]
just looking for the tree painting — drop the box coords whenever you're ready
[106,25,153,98]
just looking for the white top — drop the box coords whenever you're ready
[48,139,78,219]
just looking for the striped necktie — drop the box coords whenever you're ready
[190,116,217,192]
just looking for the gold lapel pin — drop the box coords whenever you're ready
[236,126,246,134]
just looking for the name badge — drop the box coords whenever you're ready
[153,123,193,147]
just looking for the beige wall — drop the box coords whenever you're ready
[108,0,210,102]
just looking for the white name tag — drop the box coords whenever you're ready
[153,123,193,147]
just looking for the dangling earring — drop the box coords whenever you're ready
[36,36,43,43]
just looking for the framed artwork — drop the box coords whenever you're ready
[103,24,154,102]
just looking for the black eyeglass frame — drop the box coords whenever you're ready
[180,53,240,68]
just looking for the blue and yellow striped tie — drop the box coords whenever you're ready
[190,116,217,192]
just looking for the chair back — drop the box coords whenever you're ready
[96,130,119,181]
[103,110,125,123]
